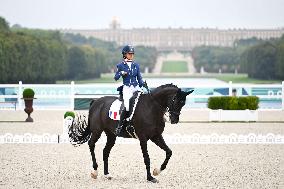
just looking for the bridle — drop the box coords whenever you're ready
[167,94,181,116]
[149,92,180,117]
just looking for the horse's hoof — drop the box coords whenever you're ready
[104,174,112,180]
[153,168,161,176]
[91,171,98,179]
[148,177,159,183]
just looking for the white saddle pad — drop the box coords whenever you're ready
[109,99,122,120]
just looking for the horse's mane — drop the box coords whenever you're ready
[151,83,178,94]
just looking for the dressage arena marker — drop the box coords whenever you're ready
[1,117,283,144]
[1,133,284,144]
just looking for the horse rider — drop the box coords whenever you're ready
[114,44,144,136]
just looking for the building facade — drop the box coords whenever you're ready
[62,20,284,51]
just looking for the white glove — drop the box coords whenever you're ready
[137,87,144,92]
[120,71,127,75]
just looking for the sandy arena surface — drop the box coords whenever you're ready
[0,111,284,188]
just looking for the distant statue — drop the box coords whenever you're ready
[234,68,238,75]
[144,67,149,74]
[232,88,237,97]
[200,66,205,74]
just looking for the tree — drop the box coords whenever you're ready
[0,25,68,83]
[275,35,284,79]
[192,46,240,73]
[246,42,277,79]
[66,46,87,79]
[0,17,9,33]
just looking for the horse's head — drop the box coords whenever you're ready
[151,84,194,124]
[167,88,194,124]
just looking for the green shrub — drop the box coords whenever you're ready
[238,97,248,110]
[229,97,239,110]
[208,96,259,110]
[64,111,75,119]
[209,97,221,109]
[246,96,259,110]
[22,88,35,98]
[221,97,231,110]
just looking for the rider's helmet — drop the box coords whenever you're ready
[122,45,134,58]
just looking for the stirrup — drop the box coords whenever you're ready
[126,124,134,133]
[115,122,124,136]
[115,127,122,135]
[124,120,129,127]
[115,125,123,135]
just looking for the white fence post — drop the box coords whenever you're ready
[18,81,23,110]
[229,81,232,96]
[70,81,75,110]
[282,81,284,110]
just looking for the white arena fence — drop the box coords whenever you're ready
[0,81,283,110]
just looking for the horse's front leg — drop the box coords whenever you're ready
[139,138,158,183]
[150,135,172,176]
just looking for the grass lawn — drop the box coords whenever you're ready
[161,60,188,73]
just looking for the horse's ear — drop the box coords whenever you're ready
[186,89,194,96]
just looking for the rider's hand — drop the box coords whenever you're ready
[120,71,127,76]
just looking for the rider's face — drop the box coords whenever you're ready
[126,53,134,60]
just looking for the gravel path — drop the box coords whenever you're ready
[0,111,284,188]
[0,143,283,189]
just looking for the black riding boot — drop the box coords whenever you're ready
[116,109,129,136]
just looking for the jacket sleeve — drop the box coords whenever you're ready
[136,64,144,87]
[114,64,121,81]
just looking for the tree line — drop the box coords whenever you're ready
[0,26,66,83]
[240,36,284,80]
[192,36,284,80]
[0,17,158,84]
[63,33,158,73]
[192,37,262,73]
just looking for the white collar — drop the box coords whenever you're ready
[124,59,133,64]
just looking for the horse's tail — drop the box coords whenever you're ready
[68,113,91,146]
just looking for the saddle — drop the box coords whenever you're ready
[108,91,142,121]
[109,90,142,138]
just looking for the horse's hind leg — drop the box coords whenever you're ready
[103,131,116,179]
[150,135,172,176]
[89,131,102,179]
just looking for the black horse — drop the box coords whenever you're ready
[69,84,193,183]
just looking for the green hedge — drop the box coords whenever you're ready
[208,96,259,110]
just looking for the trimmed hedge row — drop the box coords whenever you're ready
[208,96,259,110]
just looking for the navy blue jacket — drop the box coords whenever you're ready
[114,61,144,87]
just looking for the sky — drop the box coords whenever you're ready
[0,0,284,30]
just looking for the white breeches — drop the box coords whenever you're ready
[123,85,141,111]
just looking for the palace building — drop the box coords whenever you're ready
[62,18,284,51]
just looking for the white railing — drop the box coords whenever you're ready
[0,81,283,110]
